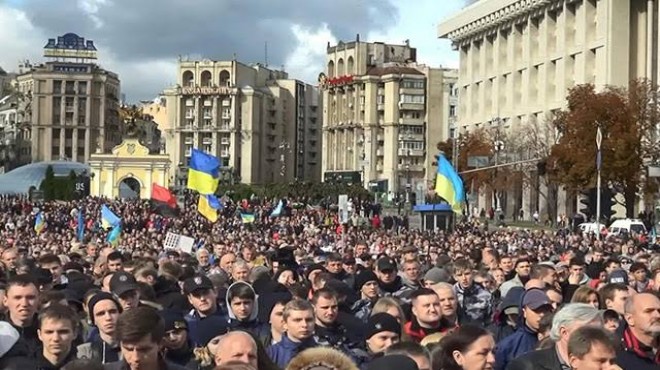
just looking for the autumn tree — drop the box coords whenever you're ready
[549,79,660,218]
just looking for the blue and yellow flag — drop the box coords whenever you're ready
[198,194,221,223]
[435,153,465,214]
[241,213,255,224]
[107,224,121,246]
[270,200,283,218]
[34,212,45,234]
[187,149,221,195]
[101,205,121,230]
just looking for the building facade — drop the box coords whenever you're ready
[15,33,121,163]
[438,0,659,217]
[162,59,321,185]
[321,37,458,199]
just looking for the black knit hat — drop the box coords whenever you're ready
[87,292,121,324]
[365,313,401,339]
[367,355,418,370]
[354,270,378,291]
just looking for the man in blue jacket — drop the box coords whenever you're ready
[266,299,317,368]
[494,288,554,370]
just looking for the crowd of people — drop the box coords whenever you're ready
[0,194,658,370]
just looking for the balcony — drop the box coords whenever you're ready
[185,100,194,107]
[219,125,231,131]
[203,112,212,119]
[220,150,230,158]
[398,163,425,172]
[202,137,213,145]
[398,148,425,157]
[203,100,212,107]
[376,149,383,156]
[185,112,194,119]
[221,112,231,119]
[65,105,75,112]
[220,138,230,145]
[185,149,192,156]
[376,164,383,171]
[222,100,230,107]
[398,133,424,142]
[399,102,425,111]
[184,137,194,144]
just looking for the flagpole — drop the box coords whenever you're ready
[596,124,602,240]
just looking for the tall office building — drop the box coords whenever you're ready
[438,0,659,216]
[15,33,121,163]
[162,59,321,184]
[321,36,458,198]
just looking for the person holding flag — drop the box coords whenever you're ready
[34,211,46,235]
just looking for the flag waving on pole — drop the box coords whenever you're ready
[434,153,465,214]
[151,183,179,217]
[187,149,221,195]
[34,212,46,234]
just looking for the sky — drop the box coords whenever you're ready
[0,0,466,102]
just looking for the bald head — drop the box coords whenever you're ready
[215,331,258,368]
[625,293,659,314]
[524,279,545,290]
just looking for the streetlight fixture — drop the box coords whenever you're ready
[596,123,603,239]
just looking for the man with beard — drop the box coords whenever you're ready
[3,274,40,357]
[77,292,122,363]
[617,293,660,369]
[375,257,411,300]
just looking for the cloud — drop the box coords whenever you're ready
[1,0,398,100]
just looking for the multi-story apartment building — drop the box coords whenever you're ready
[162,59,321,184]
[321,37,458,198]
[438,0,659,217]
[15,33,121,163]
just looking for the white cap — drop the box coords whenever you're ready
[0,322,19,358]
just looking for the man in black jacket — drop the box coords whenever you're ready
[2,274,41,357]
[506,303,601,370]
[36,304,78,369]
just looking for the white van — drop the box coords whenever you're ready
[608,219,646,236]
[578,222,606,236]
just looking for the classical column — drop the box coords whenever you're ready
[648,0,655,79]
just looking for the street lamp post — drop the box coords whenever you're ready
[596,124,603,239]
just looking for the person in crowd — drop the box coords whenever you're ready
[37,304,79,369]
[351,270,380,322]
[452,258,493,326]
[357,312,401,362]
[160,310,197,368]
[585,248,605,279]
[505,303,601,370]
[488,286,524,342]
[109,271,141,311]
[225,281,268,341]
[266,299,317,368]
[287,347,358,370]
[567,326,619,370]
[230,261,250,283]
[431,325,495,370]
[500,258,531,297]
[312,288,358,351]
[103,306,187,370]
[403,288,443,342]
[3,274,41,357]
[197,249,212,275]
[561,257,590,302]
[77,292,122,363]
[214,331,258,368]
[629,262,650,293]
[400,259,422,291]
[183,274,227,346]
[385,342,431,370]
[39,254,68,289]
[105,252,124,273]
[570,286,600,309]
[494,288,554,370]
[219,254,237,277]
[431,282,460,330]
[599,283,630,318]
[326,253,350,283]
[617,293,660,369]
[375,257,411,299]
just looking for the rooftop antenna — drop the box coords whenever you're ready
[264,41,269,67]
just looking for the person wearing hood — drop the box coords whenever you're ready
[3,274,41,357]
[494,288,555,370]
[225,281,270,343]
[161,310,199,369]
[488,286,524,343]
[375,257,412,301]
[351,270,380,322]
[183,274,228,347]
[257,293,292,347]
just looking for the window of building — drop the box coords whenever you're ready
[377,95,385,105]
[400,94,425,104]
[401,80,425,89]
[53,80,62,94]
[449,105,456,117]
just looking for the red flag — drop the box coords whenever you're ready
[151,183,178,217]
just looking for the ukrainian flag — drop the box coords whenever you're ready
[107,224,121,246]
[198,194,221,223]
[101,205,121,230]
[34,212,45,234]
[241,213,255,224]
[435,153,465,214]
[187,149,220,195]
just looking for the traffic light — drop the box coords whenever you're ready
[579,187,615,222]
